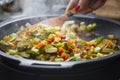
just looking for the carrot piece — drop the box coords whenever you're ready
[46,39,52,44]
[3,36,11,41]
[74,39,78,44]
[58,47,64,55]
[12,41,18,45]
[34,43,45,49]
[58,47,69,60]
[55,33,62,38]
[61,52,69,60]
[39,43,45,47]
[86,53,91,56]
[70,29,74,32]
[82,41,88,46]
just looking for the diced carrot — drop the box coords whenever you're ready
[61,52,69,60]
[34,43,45,49]
[3,36,11,41]
[55,33,62,38]
[86,53,91,56]
[58,47,64,55]
[58,48,69,60]
[82,41,88,46]
[70,29,74,32]
[46,39,52,44]
[74,39,78,44]
[39,43,45,47]
[12,41,18,45]
[21,31,25,34]
[33,45,39,49]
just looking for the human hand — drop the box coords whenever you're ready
[65,0,107,15]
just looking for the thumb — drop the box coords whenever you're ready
[65,0,79,15]
[65,0,89,15]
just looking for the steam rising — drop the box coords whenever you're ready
[21,0,69,16]
[0,0,69,20]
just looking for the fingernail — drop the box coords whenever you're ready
[75,4,80,12]
[87,8,93,13]
[100,0,106,4]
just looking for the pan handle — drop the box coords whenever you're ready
[19,59,79,68]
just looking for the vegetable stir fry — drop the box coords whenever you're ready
[0,21,119,62]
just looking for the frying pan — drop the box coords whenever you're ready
[0,15,120,80]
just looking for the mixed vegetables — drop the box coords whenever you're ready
[0,21,120,62]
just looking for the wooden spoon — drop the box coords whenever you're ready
[40,14,69,27]
[39,7,77,27]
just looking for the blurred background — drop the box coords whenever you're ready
[0,0,120,21]
[0,0,69,21]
